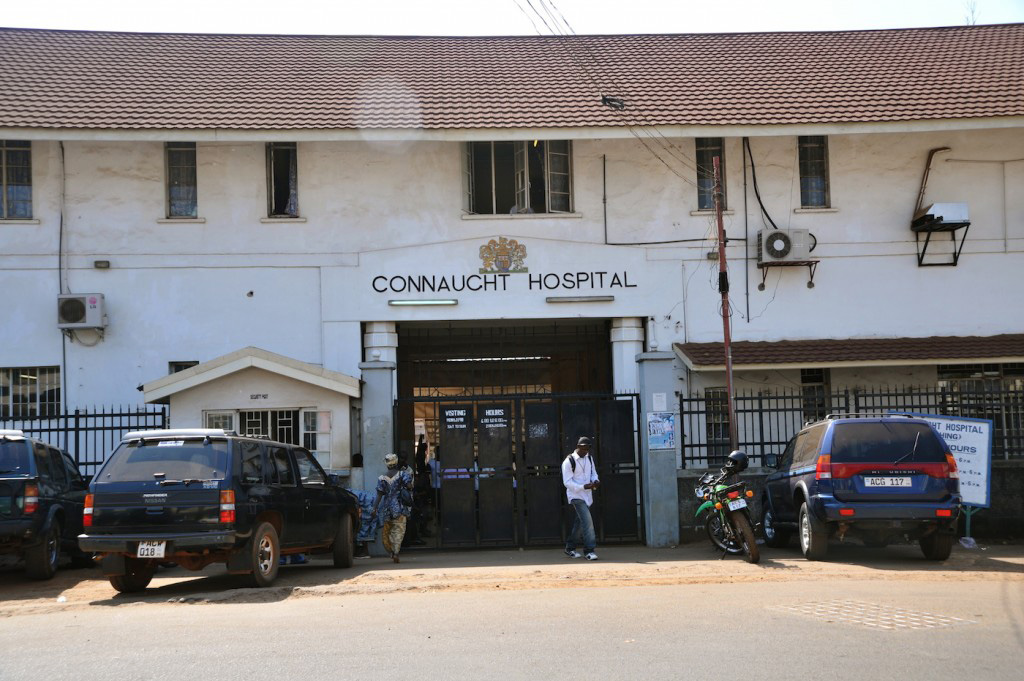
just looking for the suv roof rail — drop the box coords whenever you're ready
[123,428,233,440]
[823,412,918,420]
[0,429,26,438]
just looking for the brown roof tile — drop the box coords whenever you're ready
[0,24,1022,131]
[676,334,1024,369]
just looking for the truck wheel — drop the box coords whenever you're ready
[25,521,61,580]
[798,502,828,561]
[109,557,155,593]
[920,533,954,561]
[247,522,280,587]
[333,514,354,568]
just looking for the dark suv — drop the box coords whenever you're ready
[79,429,359,593]
[1,430,90,579]
[760,415,960,561]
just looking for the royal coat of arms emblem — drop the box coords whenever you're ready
[479,237,527,273]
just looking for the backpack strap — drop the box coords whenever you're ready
[566,454,577,473]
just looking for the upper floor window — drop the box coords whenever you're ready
[0,366,60,418]
[465,141,572,215]
[1,140,32,219]
[798,136,830,208]
[165,142,197,218]
[266,142,299,217]
[695,137,725,210]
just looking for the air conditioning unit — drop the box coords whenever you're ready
[57,293,106,329]
[757,229,811,263]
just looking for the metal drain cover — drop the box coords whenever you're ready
[775,600,976,631]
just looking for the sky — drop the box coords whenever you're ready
[2,0,1023,36]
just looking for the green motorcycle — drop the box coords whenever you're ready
[694,454,760,564]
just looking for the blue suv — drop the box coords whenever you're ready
[760,415,961,561]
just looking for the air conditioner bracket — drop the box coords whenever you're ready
[756,260,819,290]
[912,218,971,267]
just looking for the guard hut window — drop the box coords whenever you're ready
[800,368,831,423]
[464,141,572,214]
[165,142,197,218]
[0,140,32,219]
[696,138,725,210]
[266,142,299,218]
[798,136,830,208]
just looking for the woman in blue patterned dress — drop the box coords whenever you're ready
[370,453,414,563]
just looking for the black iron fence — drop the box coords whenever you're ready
[680,386,1024,469]
[0,405,168,475]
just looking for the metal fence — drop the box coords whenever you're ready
[0,405,168,475]
[680,386,1024,469]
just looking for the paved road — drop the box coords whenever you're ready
[1,543,1022,680]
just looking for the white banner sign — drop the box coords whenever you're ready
[905,413,992,508]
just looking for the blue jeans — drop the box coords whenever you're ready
[567,499,596,553]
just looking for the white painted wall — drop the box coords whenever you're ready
[1,127,1021,411]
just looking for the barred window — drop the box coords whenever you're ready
[165,142,197,218]
[800,368,831,423]
[0,367,60,418]
[1,140,32,219]
[695,137,725,211]
[798,136,830,208]
[705,387,731,462]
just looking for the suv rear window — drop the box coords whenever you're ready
[99,439,229,482]
[0,440,31,476]
[831,422,946,463]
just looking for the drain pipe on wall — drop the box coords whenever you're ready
[742,137,751,323]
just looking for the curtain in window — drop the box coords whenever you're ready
[2,141,32,219]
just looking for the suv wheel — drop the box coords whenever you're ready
[109,557,155,593]
[333,514,354,568]
[248,522,280,587]
[798,502,828,561]
[25,521,61,580]
[761,503,790,548]
[920,532,954,561]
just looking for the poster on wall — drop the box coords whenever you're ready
[896,412,993,508]
[646,412,676,450]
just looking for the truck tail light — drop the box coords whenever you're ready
[219,489,236,524]
[839,508,855,516]
[945,453,959,479]
[83,493,94,527]
[936,509,952,517]
[815,455,832,480]
[24,483,39,514]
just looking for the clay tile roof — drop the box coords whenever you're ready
[0,24,1022,131]
[675,334,1024,370]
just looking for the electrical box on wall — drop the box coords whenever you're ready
[57,293,106,329]
[757,229,811,263]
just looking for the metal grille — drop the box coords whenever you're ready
[0,366,60,418]
[0,405,168,475]
[238,409,300,444]
[680,385,1024,468]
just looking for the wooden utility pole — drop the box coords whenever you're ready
[713,156,738,451]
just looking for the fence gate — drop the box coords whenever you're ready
[396,393,643,549]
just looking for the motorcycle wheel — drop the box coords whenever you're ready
[731,512,761,564]
[705,513,743,554]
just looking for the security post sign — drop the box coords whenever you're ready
[903,413,993,508]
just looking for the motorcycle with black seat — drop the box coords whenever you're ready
[694,450,760,564]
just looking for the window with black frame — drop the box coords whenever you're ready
[266,142,299,217]
[695,137,725,211]
[798,135,830,208]
[0,140,31,219]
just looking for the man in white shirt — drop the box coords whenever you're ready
[561,436,600,561]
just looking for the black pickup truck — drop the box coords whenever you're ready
[79,429,359,592]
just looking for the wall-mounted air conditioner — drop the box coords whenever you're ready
[757,229,811,263]
[57,293,106,329]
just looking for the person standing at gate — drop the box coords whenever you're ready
[562,436,600,561]
[371,453,414,563]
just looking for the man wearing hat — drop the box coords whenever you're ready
[370,452,414,563]
[561,436,601,560]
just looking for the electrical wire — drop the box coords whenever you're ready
[744,137,780,232]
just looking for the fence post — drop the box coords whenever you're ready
[757,392,766,465]
[73,409,81,465]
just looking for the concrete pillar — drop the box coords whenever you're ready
[637,351,680,547]
[610,317,644,394]
[360,322,398,556]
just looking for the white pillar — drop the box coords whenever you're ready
[610,317,644,394]
[363,321,398,397]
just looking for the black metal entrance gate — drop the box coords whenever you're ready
[394,393,643,548]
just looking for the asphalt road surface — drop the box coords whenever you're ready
[1,543,1022,680]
